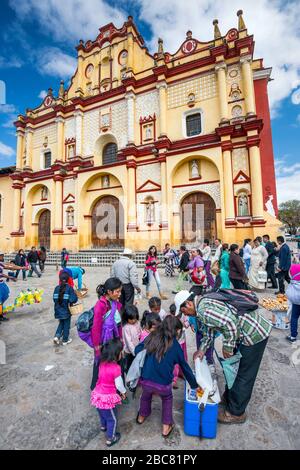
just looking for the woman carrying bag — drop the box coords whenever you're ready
[286,264,300,343]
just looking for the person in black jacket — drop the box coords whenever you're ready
[263,235,277,289]
[14,249,27,281]
[27,247,42,278]
[275,236,291,294]
[172,246,190,294]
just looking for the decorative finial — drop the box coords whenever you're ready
[59,80,65,98]
[213,19,221,39]
[186,30,192,39]
[237,10,246,31]
[48,87,53,96]
[158,38,164,56]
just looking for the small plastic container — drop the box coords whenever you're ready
[184,383,218,439]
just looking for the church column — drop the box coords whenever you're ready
[74,110,84,157]
[241,55,256,116]
[76,44,84,96]
[24,128,34,170]
[222,145,236,224]
[56,117,65,162]
[215,62,229,123]
[159,155,168,228]
[249,142,264,221]
[12,183,23,233]
[53,176,64,233]
[126,92,135,145]
[157,82,167,137]
[126,161,137,231]
[16,129,25,171]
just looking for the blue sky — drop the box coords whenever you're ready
[0,0,299,203]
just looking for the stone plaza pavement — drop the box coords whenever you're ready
[0,266,300,450]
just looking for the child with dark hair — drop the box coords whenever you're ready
[91,338,126,447]
[140,310,161,342]
[122,304,141,374]
[148,296,167,321]
[53,271,78,346]
[169,304,177,316]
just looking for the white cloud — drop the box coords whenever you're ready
[2,115,18,129]
[0,141,15,157]
[38,90,47,100]
[277,172,300,203]
[0,56,23,68]
[292,89,300,105]
[8,0,126,43]
[0,104,18,114]
[36,48,77,79]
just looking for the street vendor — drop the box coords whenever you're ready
[175,290,272,425]
[0,252,27,322]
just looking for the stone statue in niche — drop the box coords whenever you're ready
[67,208,74,227]
[265,195,275,217]
[238,193,249,217]
[145,200,155,224]
[68,145,75,159]
[41,187,48,200]
[145,125,152,140]
[102,175,110,188]
[191,160,200,178]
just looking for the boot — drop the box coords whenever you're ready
[160,293,168,300]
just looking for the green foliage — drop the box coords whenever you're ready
[278,200,300,235]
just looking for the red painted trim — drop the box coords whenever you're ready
[52,229,64,234]
[172,179,220,189]
[233,170,250,184]
[63,193,75,203]
[137,179,161,192]
[32,202,51,206]
[137,188,161,194]
[86,185,122,192]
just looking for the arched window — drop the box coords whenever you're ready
[186,113,201,137]
[44,151,52,169]
[103,143,118,165]
[66,206,75,227]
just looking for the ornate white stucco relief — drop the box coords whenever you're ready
[136,163,161,189]
[111,101,128,149]
[232,147,249,177]
[136,90,160,119]
[83,109,99,156]
[167,73,217,109]
[65,118,76,140]
[33,123,57,148]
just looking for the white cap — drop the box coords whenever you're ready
[122,248,133,256]
[174,290,191,316]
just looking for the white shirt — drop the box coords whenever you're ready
[212,245,222,264]
[243,243,252,261]
[202,246,212,262]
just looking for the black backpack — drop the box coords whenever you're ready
[202,289,259,316]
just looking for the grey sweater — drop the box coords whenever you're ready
[111,256,139,289]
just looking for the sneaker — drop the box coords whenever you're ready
[62,338,73,346]
[106,432,121,447]
[53,337,60,346]
[286,335,297,343]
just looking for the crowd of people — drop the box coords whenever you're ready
[1,234,299,448]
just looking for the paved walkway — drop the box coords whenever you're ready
[0,266,299,450]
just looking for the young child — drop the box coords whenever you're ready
[169,304,176,316]
[140,311,161,342]
[122,305,142,374]
[91,338,126,447]
[149,296,167,321]
[53,271,78,345]
[172,310,190,389]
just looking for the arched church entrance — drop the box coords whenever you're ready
[38,210,51,249]
[91,196,124,248]
[181,192,216,244]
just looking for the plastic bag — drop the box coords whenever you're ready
[218,351,242,389]
[195,357,220,404]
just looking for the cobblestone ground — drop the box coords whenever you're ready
[0,266,300,450]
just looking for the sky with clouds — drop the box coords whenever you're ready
[0,0,299,203]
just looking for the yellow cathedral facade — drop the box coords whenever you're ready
[0,11,281,253]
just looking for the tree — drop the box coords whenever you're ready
[278,200,300,235]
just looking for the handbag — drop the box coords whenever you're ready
[257,270,268,283]
[286,274,300,305]
[142,269,149,286]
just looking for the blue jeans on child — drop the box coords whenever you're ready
[291,304,300,338]
[97,408,118,440]
[55,317,71,342]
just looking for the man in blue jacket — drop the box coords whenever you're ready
[275,236,291,294]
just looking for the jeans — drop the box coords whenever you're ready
[15,269,26,280]
[146,270,161,294]
[223,338,268,416]
[276,270,291,294]
[39,260,45,273]
[204,261,215,288]
[139,379,173,425]
[55,317,71,342]
[244,258,251,274]
[97,408,118,440]
[120,283,135,306]
[28,263,41,278]
[291,304,300,338]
